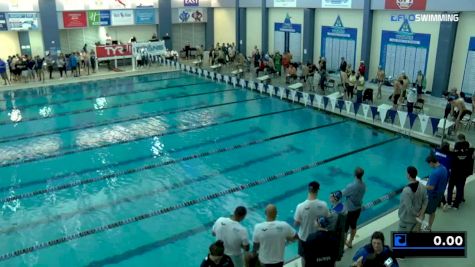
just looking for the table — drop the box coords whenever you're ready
[288,82,303,90]
[192,60,202,67]
[210,64,222,72]
[231,69,244,78]
[256,75,271,84]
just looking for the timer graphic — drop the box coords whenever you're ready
[392,232,466,257]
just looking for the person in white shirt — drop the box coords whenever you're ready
[406,87,417,113]
[294,181,329,267]
[212,206,250,267]
[252,204,298,267]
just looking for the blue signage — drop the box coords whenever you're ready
[135,9,155,25]
[184,0,199,7]
[320,16,357,71]
[274,14,301,33]
[0,12,7,31]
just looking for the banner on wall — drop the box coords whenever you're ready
[111,10,134,25]
[96,44,133,59]
[63,11,88,28]
[7,13,39,30]
[379,19,431,83]
[61,0,85,10]
[88,10,111,26]
[0,12,7,31]
[7,0,37,11]
[132,41,166,56]
[321,16,357,71]
[135,8,155,24]
[274,13,302,62]
[321,0,352,8]
[385,0,427,10]
[178,8,204,23]
[461,37,475,95]
[274,0,296,8]
[184,0,199,6]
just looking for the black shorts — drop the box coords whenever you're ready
[416,85,423,94]
[345,209,362,231]
[261,263,284,267]
[298,239,305,256]
[426,193,444,214]
[393,94,401,105]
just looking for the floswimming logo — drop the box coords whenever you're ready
[390,13,459,22]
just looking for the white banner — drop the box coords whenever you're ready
[249,82,256,90]
[240,79,246,88]
[362,104,370,118]
[204,70,208,77]
[290,90,296,102]
[231,77,237,87]
[7,13,39,30]
[111,10,134,26]
[419,114,430,133]
[209,71,215,79]
[178,8,205,23]
[268,85,274,97]
[321,0,352,8]
[315,95,322,108]
[330,97,337,111]
[132,41,166,56]
[345,101,352,114]
[197,68,202,75]
[303,92,309,106]
[258,83,264,94]
[379,107,389,123]
[223,75,230,83]
[397,111,408,128]
[274,0,296,8]
[216,73,222,81]
[278,87,285,99]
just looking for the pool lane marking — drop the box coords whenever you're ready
[0,120,345,203]
[0,99,291,168]
[0,73,184,102]
[0,86,239,144]
[0,127,264,194]
[0,81,217,126]
[0,135,400,262]
[0,146,298,235]
[0,76,201,111]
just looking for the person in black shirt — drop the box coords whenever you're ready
[454,134,470,151]
[303,216,338,267]
[201,240,234,267]
[450,134,474,209]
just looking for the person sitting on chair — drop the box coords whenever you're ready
[286,64,297,84]
[448,94,471,130]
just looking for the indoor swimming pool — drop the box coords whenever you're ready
[0,71,432,266]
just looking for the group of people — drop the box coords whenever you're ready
[0,49,97,86]
[201,167,404,267]
[209,43,237,65]
[340,57,367,103]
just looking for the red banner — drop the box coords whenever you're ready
[63,11,87,28]
[385,0,427,10]
[95,44,133,59]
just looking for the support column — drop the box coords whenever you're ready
[18,32,32,56]
[432,19,458,97]
[361,0,373,80]
[38,0,61,56]
[159,0,172,49]
[302,8,315,64]
[205,8,214,49]
[261,0,268,54]
[237,8,246,55]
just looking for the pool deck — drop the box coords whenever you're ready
[1,60,474,266]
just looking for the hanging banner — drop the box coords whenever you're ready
[88,10,111,26]
[385,0,426,10]
[132,41,166,56]
[268,85,274,97]
[379,106,389,123]
[184,0,199,7]
[380,20,430,84]
[362,103,370,117]
[321,16,357,72]
[63,11,87,28]
[418,114,429,133]
[322,0,352,8]
[290,90,297,102]
[95,44,133,59]
[111,10,134,26]
[274,14,302,62]
[461,37,475,95]
[0,12,7,31]
[274,0,296,8]
[7,13,39,30]
[178,8,204,23]
[397,110,408,128]
[315,95,322,107]
[135,9,155,24]
[345,100,352,114]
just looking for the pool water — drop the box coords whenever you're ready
[0,71,432,266]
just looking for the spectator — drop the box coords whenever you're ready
[358,60,366,77]
[70,53,78,77]
[352,231,399,267]
[212,206,249,267]
[302,216,338,267]
[356,71,365,104]
[274,51,282,76]
[252,204,297,267]
[391,80,403,110]
[90,50,96,73]
[450,134,474,209]
[406,87,417,113]
[327,190,347,261]
[286,64,297,84]
[0,58,11,85]
[347,70,356,100]
[448,95,471,130]
[423,155,448,231]
[294,181,329,266]
[34,55,45,82]
[454,133,470,151]
[398,166,428,231]
[343,167,366,248]
[376,66,385,99]
[200,240,234,267]
[252,47,260,68]
[415,70,425,98]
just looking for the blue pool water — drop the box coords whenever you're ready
[0,71,432,266]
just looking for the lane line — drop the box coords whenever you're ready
[0,127,264,193]
[0,120,345,203]
[0,146,297,235]
[0,97,270,168]
[0,135,400,262]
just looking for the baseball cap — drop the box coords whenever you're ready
[331,190,342,201]
[317,216,330,228]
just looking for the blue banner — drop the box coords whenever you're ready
[0,12,7,31]
[135,9,155,25]
[379,20,431,83]
[321,16,357,71]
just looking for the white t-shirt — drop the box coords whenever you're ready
[294,199,329,241]
[253,221,296,264]
[212,217,249,256]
